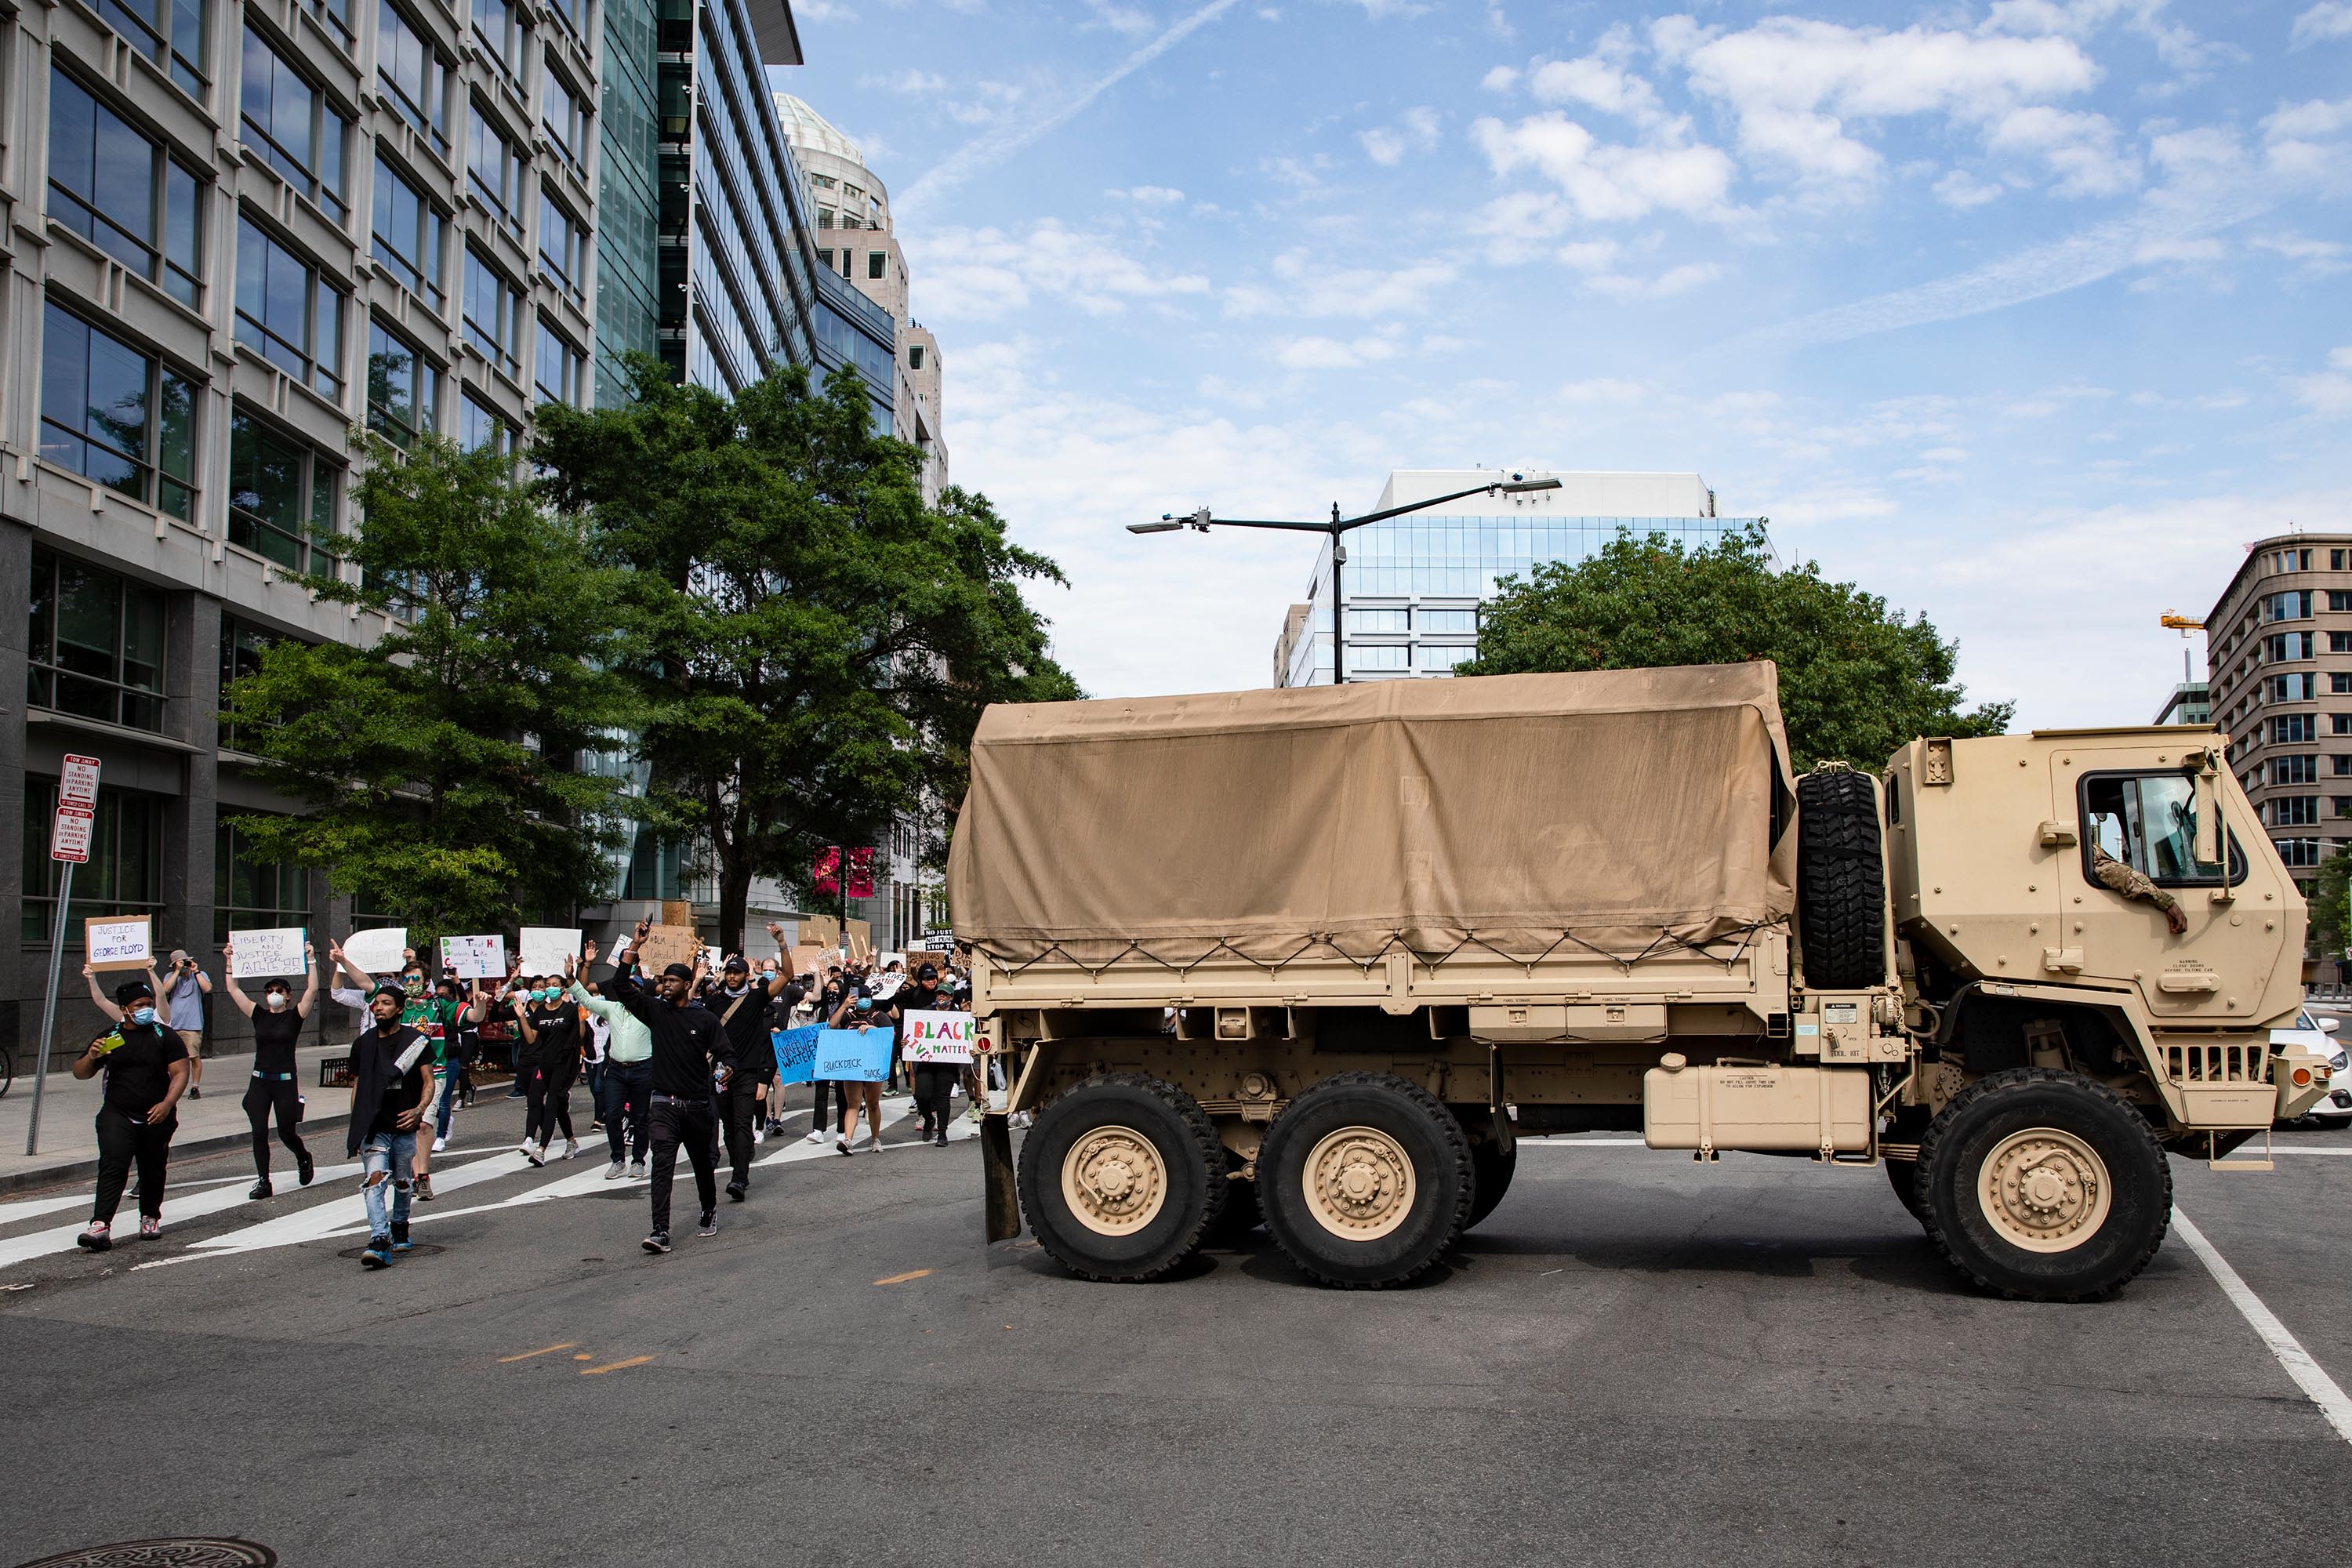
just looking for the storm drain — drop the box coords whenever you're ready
[12,1538,276,1566]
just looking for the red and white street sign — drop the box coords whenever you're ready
[51,806,93,863]
[59,753,101,808]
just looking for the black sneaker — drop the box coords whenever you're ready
[361,1236,391,1268]
[187,1086,201,1100]
[696,1212,719,1238]
[935,1131,949,1148]
[725,1181,746,1203]
[296,1148,315,1187]
[249,1178,274,1200]
[641,1232,673,1254]
[390,1222,413,1254]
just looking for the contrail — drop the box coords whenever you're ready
[898,0,1245,217]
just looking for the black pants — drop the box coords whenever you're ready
[807,1078,847,1134]
[722,1076,774,1188]
[242,1075,307,1179]
[93,1106,175,1224]
[648,1095,717,1235]
[912,1062,960,1134]
[524,1063,577,1147]
[601,1062,650,1163]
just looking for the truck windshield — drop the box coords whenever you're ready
[2081,772,2241,884]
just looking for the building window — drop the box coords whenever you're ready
[816,247,833,269]
[868,250,887,281]
[75,0,206,99]
[2278,797,2321,826]
[2336,757,2352,778]
[2336,714,2352,737]
[2266,632,2316,662]
[1345,608,1410,633]
[2278,714,2320,742]
[459,390,510,453]
[377,1,452,157]
[235,219,345,402]
[48,71,204,308]
[908,343,924,369]
[240,33,350,223]
[2279,755,2319,784]
[543,0,583,38]
[1351,645,1410,670]
[1416,608,1479,633]
[471,0,525,79]
[367,320,440,445]
[463,248,524,378]
[2332,633,2352,654]
[22,782,165,943]
[2336,798,2352,819]
[227,411,340,574]
[543,71,587,167]
[27,547,167,732]
[535,321,584,408]
[2272,673,2318,702]
[370,155,446,314]
[39,303,198,521]
[538,193,586,299]
[467,110,525,232]
[2267,590,2314,622]
[816,208,833,230]
[215,818,310,945]
[2335,550,2347,571]
[2278,837,2324,868]
[219,616,280,753]
[1417,644,1472,672]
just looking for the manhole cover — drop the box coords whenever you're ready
[13,1539,277,1566]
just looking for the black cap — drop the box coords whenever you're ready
[662,962,695,981]
[113,979,155,1006]
[916,963,939,980]
[723,956,749,973]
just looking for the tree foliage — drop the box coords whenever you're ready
[2308,850,2351,958]
[1457,524,2013,770]
[218,430,642,938]
[530,356,1078,949]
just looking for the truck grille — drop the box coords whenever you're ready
[2162,1041,2268,1084]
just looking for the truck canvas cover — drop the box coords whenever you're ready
[947,662,1797,964]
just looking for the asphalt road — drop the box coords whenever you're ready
[2,1098,2349,1568]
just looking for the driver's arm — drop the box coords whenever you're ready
[2091,844,2188,933]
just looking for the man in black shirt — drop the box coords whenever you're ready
[345,984,432,1268]
[712,931,805,1201]
[71,970,190,1251]
[221,938,321,1200]
[593,924,737,1254]
[888,964,956,1147]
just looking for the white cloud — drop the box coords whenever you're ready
[1273,335,1400,369]
[1106,184,1187,202]
[1559,377,1646,404]
[1360,106,1441,166]
[2292,3,2352,45]
[1527,54,1670,129]
[2289,347,2352,415]
[1469,113,1737,222]
[1084,0,1158,35]
[2252,232,2352,274]
[1555,239,1621,271]
[1480,64,1520,93]
[1225,251,1459,319]
[1585,261,1723,298]
[2263,97,2352,143]
[875,68,948,93]
[1933,169,2006,207]
[906,222,1211,319]
[1984,106,2140,196]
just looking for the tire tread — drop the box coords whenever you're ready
[1015,1072,1225,1283]
[1264,1070,1474,1290]
[1796,769,1888,989]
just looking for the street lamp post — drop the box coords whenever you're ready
[1128,474,1562,684]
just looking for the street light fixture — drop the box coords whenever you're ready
[1128,474,1563,684]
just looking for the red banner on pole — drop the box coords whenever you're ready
[811,845,841,895]
[844,846,877,900]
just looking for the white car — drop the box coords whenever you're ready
[2274,1011,2351,1126]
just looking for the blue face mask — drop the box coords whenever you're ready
[129,1006,156,1025]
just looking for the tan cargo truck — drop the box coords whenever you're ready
[949,663,2334,1298]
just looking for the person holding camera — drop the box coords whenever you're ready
[220,939,321,1200]
[71,967,190,1250]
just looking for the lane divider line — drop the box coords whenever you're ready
[2174,1207,2352,1446]
[579,1355,655,1376]
[873,1268,933,1286]
[497,1341,579,1363]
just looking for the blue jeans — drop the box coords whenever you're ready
[361,1130,416,1237]
[432,1066,456,1141]
[600,1062,651,1164]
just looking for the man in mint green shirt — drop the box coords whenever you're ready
[569,953,650,1178]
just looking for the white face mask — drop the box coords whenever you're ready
[265,993,288,1011]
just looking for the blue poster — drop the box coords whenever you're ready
[814,1025,892,1083]
[771,1025,822,1086]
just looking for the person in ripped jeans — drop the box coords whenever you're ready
[344,984,431,1269]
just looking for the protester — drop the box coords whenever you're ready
[759,953,808,1138]
[71,967,190,1250]
[569,955,649,1179]
[221,939,320,1199]
[802,964,856,1145]
[828,989,889,1155]
[345,984,432,1268]
[162,949,212,1099]
[396,951,460,1199]
[889,964,955,1147]
[591,924,735,1254]
[511,974,583,1163]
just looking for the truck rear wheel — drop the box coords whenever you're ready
[1466,1139,1516,1230]
[1258,1073,1473,1288]
[1916,1068,2170,1301]
[1016,1074,1225,1282]
[1796,768,1887,989]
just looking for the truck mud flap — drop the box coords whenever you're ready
[982,1112,1022,1243]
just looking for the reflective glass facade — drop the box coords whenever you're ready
[595,0,659,402]
[812,263,894,434]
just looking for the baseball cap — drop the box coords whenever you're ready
[723,955,748,973]
[916,963,939,980]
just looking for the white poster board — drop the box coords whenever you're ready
[517,926,583,977]
[229,926,308,979]
[339,927,408,975]
[85,916,152,971]
[900,1009,975,1064]
[702,944,725,974]
[439,934,506,978]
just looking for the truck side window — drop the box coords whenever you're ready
[2078,772,2244,886]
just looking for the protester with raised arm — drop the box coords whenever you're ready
[71,964,188,1251]
[601,919,734,1254]
[222,938,320,1199]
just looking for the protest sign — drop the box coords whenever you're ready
[771,1025,822,1085]
[633,924,701,973]
[85,916,152,971]
[800,914,840,953]
[517,926,582,977]
[900,1010,975,1064]
[440,934,506,978]
[229,926,308,979]
[844,919,872,964]
[340,927,407,974]
[869,975,903,1001]
[702,944,724,973]
[814,1026,891,1083]
[788,946,828,980]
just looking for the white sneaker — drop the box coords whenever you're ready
[517,1138,536,1158]
[627,1160,647,1178]
[804,1128,827,1145]
[867,1132,886,1152]
[604,1160,625,1180]
[431,1136,448,1152]
[1011,1112,1033,1129]
[751,1127,764,1145]
[563,1139,579,1160]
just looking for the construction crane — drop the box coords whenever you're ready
[2160,612,2205,635]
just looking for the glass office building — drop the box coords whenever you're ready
[1277,471,1772,688]
[812,265,897,434]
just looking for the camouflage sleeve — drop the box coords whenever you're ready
[2092,847,2182,914]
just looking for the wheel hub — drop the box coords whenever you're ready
[1301,1125,1417,1241]
[1976,1127,2112,1253]
[1060,1127,1167,1236]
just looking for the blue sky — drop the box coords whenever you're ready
[777,1,2352,727]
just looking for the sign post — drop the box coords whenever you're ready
[27,754,102,1156]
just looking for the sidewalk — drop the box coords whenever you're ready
[0,1041,358,1195]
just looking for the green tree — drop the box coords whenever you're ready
[219,430,642,939]
[2307,850,2351,958]
[1458,523,2012,769]
[531,356,1077,951]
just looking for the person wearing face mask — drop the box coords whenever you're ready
[827,989,891,1155]
[887,963,955,1147]
[346,982,433,1267]
[510,974,583,1163]
[392,950,459,1199]
[71,968,191,1250]
[221,938,321,1199]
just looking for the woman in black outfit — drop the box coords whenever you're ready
[221,938,321,1199]
[512,975,583,1163]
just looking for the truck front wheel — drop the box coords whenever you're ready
[1016,1074,1225,1282]
[1916,1069,2171,1301]
[1258,1073,1474,1288]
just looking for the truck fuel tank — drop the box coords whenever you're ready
[1642,1054,1871,1156]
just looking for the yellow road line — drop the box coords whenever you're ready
[579,1355,656,1376]
[497,1342,579,1363]
[873,1268,934,1286]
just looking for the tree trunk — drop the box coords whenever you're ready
[718,856,752,957]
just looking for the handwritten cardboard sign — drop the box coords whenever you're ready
[787,946,829,981]
[814,1025,891,1082]
[632,924,701,975]
[844,919,872,964]
[229,926,308,979]
[439,934,506,978]
[85,915,152,971]
[900,1009,975,1064]
[517,926,582,978]
[340,927,407,975]
[772,1025,822,1086]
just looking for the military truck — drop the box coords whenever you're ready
[948,663,2333,1298]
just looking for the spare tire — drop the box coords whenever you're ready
[1797,768,1888,989]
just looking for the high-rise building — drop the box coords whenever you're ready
[2153,681,2211,726]
[0,0,829,1054]
[1273,470,1769,688]
[2202,534,2352,899]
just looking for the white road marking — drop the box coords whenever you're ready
[2264,1146,2352,1156]
[0,1172,256,1232]
[2174,1207,2352,1446]
[0,1170,359,1270]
